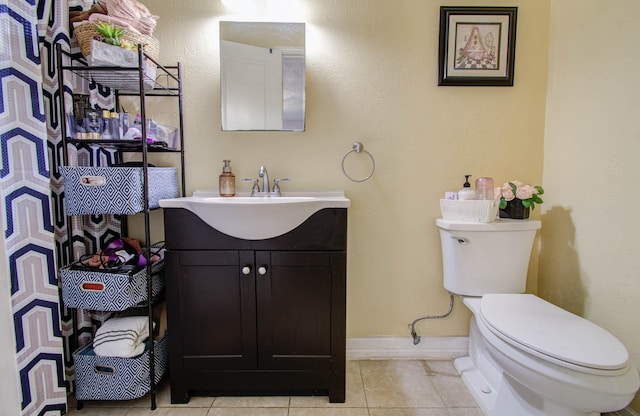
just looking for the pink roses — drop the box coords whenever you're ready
[496,181,544,210]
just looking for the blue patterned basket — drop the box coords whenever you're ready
[60,166,178,215]
[73,334,168,401]
[60,260,164,311]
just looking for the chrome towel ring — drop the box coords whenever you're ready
[341,141,375,182]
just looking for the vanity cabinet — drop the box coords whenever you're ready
[163,207,347,403]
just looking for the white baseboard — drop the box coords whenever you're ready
[346,336,469,360]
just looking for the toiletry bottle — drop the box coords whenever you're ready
[101,110,113,139]
[475,176,495,200]
[110,112,120,139]
[219,160,236,197]
[119,112,130,139]
[458,175,476,200]
[134,113,142,129]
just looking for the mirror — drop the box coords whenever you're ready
[220,21,305,131]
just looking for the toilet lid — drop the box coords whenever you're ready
[480,294,629,370]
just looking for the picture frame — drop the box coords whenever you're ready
[438,6,518,86]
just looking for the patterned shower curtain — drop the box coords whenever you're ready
[1,0,67,413]
[1,0,122,413]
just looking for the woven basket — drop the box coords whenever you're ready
[74,22,160,62]
[440,199,499,223]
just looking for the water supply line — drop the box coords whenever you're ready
[409,293,455,345]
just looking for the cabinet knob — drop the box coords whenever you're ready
[258,266,267,275]
[241,266,251,275]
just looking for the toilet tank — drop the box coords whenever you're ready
[436,219,541,296]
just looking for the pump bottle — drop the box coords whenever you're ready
[219,160,236,197]
[458,175,476,200]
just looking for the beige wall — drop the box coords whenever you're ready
[542,0,640,409]
[142,0,549,338]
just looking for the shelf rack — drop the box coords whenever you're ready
[55,42,185,410]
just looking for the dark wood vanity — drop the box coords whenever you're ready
[163,207,347,403]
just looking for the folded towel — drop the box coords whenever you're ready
[93,316,153,358]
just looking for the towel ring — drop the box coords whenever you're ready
[341,141,375,182]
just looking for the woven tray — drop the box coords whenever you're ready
[74,21,159,62]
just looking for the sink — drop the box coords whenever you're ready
[159,191,350,240]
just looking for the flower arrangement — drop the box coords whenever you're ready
[496,180,544,210]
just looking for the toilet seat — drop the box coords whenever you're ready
[480,294,629,373]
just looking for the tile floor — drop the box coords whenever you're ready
[66,360,484,416]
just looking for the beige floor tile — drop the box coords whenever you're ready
[423,361,458,377]
[206,408,289,416]
[290,361,367,408]
[360,360,445,408]
[446,408,485,416]
[125,407,210,416]
[288,408,369,416]
[211,396,290,408]
[125,391,168,408]
[62,360,483,415]
[368,409,450,416]
[65,408,129,416]
[154,381,215,408]
[424,361,478,408]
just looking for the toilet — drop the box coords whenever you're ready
[436,218,640,416]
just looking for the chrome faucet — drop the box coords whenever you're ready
[258,166,270,193]
[243,166,290,197]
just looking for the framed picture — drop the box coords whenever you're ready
[438,7,517,86]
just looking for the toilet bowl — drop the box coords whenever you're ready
[456,295,639,416]
[436,218,640,415]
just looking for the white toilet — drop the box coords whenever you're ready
[437,218,640,416]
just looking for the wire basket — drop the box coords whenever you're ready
[74,22,160,63]
[440,199,499,223]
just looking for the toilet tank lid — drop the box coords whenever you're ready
[480,294,630,371]
[436,218,541,231]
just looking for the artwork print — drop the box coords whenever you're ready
[454,22,501,70]
[438,7,517,86]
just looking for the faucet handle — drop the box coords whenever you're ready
[242,178,260,194]
[272,178,291,194]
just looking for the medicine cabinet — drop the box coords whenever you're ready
[220,21,305,131]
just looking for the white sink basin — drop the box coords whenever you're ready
[199,196,315,204]
[159,191,350,240]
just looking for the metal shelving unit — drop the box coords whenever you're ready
[55,42,185,410]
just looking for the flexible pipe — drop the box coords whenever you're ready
[409,293,455,345]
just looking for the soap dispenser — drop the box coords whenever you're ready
[458,175,476,200]
[219,160,236,197]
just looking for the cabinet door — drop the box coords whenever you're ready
[256,251,345,370]
[168,250,257,371]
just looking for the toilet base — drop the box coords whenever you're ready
[455,316,602,416]
[454,356,495,414]
[455,356,599,416]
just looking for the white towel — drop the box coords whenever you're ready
[93,316,153,358]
